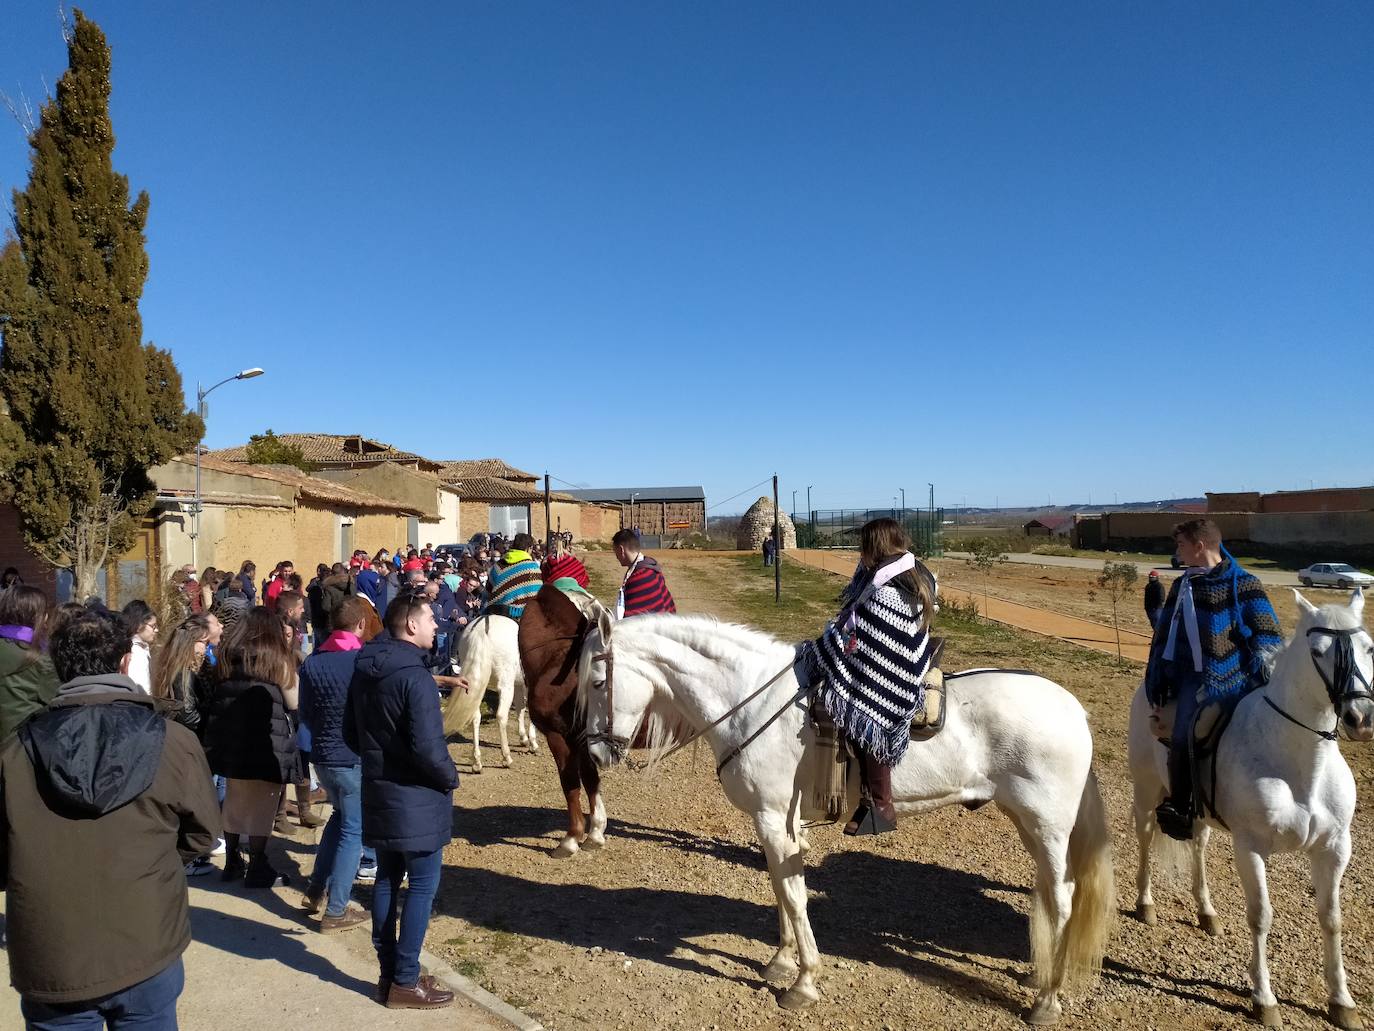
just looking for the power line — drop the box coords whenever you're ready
[706,477,774,514]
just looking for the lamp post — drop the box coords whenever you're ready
[791,489,797,522]
[193,367,265,567]
[629,492,641,532]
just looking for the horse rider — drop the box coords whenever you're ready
[483,533,544,620]
[801,518,937,836]
[612,529,676,618]
[1146,518,1283,841]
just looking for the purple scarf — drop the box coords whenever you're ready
[0,625,35,644]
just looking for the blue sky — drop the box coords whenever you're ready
[3,3,1370,513]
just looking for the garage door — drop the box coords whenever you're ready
[489,504,530,537]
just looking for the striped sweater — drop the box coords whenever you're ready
[485,558,543,619]
[1145,557,1283,705]
[542,553,590,589]
[619,557,676,617]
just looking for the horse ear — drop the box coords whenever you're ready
[597,606,615,641]
[1351,587,1365,618]
[1293,589,1319,617]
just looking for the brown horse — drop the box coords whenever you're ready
[517,584,608,857]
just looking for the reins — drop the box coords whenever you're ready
[1262,626,1373,742]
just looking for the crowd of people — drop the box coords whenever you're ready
[0,528,682,1026]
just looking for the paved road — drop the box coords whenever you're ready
[1,855,522,1030]
[944,551,1301,587]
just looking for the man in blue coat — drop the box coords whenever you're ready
[344,588,458,1009]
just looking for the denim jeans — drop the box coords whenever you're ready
[21,957,184,1030]
[308,763,363,918]
[1167,670,1205,807]
[372,847,444,986]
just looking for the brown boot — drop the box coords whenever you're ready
[295,783,324,828]
[843,756,898,836]
[386,975,454,1009]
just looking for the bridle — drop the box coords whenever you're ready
[579,633,804,777]
[1263,626,1374,742]
[582,643,630,763]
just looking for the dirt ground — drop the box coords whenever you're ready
[424,550,1374,1031]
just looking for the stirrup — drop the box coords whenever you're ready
[1155,800,1195,841]
[844,801,897,837]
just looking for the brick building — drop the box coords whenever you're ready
[562,487,707,538]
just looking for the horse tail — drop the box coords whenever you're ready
[1055,767,1116,988]
[444,621,490,735]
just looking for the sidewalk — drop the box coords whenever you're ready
[1,853,523,1030]
[787,549,1152,663]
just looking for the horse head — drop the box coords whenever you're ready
[1293,588,1374,742]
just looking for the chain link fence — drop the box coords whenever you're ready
[792,507,945,557]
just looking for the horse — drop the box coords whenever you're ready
[515,584,615,858]
[1127,589,1374,1030]
[575,608,1114,1025]
[442,613,537,771]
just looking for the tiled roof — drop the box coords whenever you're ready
[448,477,582,503]
[170,455,424,514]
[435,458,537,482]
[206,434,441,471]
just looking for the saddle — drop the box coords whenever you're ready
[1154,684,1260,828]
[803,637,947,821]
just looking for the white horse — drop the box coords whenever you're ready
[443,613,537,771]
[577,611,1114,1025]
[1128,590,1374,1030]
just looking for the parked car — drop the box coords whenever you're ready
[1298,563,1374,589]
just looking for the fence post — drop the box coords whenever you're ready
[773,474,781,603]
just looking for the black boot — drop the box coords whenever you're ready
[245,850,289,888]
[844,756,897,836]
[221,850,246,882]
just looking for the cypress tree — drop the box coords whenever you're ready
[0,10,201,600]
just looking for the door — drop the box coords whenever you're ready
[489,504,530,537]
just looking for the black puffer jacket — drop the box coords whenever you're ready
[344,633,456,852]
[202,677,297,783]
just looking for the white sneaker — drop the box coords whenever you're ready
[185,857,214,877]
[355,862,378,884]
[210,838,226,857]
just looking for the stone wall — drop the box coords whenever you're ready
[736,497,797,550]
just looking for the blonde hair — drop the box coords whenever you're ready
[152,614,209,701]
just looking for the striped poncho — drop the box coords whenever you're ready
[485,553,543,619]
[805,580,932,766]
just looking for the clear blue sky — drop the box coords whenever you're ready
[3,3,1370,513]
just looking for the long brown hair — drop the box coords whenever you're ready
[859,518,936,632]
[152,614,210,701]
[217,606,295,689]
[0,585,53,656]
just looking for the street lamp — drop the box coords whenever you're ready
[791,489,797,522]
[193,367,265,567]
[629,492,640,531]
[900,487,906,513]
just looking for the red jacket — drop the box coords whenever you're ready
[619,557,676,617]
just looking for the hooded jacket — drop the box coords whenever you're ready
[0,674,221,1003]
[344,633,456,852]
[0,635,60,740]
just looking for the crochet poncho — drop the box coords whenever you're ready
[805,578,933,766]
[1145,557,1283,706]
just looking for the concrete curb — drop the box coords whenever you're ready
[419,946,544,1031]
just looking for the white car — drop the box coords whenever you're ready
[1298,563,1374,589]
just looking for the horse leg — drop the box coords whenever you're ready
[471,709,483,773]
[1192,825,1221,936]
[495,673,515,767]
[579,748,606,850]
[1132,784,1158,926]
[547,732,584,858]
[1312,832,1362,1030]
[1234,841,1281,1027]
[752,810,820,1009]
[1000,803,1069,1024]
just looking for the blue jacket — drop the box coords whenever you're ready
[299,647,362,768]
[344,633,456,852]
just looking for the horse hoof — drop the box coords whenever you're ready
[582,832,606,851]
[1329,1004,1364,1031]
[1199,912,1222,937]
[1253,1002,1282,1028]
[1026,999,1062,1026]
[763,956,798,981]
[778,987,818,1011]
[1136,903,1157,926]
[551,836,579,859]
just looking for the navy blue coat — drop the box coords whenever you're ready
[299,647,362,768]
[344,633,456,852]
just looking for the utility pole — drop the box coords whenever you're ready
[900,487,906,514]
[773,474,782,603]
[791,489,797,522]
[544,473,552,549]
[193,367,265,567]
